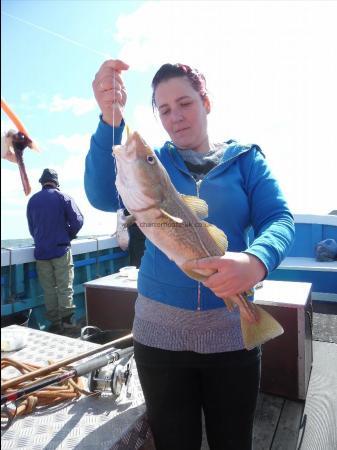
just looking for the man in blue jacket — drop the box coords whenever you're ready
[27,168,84,333]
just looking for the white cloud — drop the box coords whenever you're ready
[20,92,36,102]
[38,95,96,116]
[50,95,96,115]
[48,133,91,153]
[1,164,36,239]
[4,92,97,118]
[1,164,43,206]
[1,151,117,239]
[2,1,336,241]
[1,119,14,133]
[1,167,28,204]
[131,105,168,148]
[114,1,337,215]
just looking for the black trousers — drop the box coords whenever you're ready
[134,341,261,450]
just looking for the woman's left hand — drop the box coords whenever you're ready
[185,252,267,298]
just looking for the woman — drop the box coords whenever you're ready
[85,59,295,450]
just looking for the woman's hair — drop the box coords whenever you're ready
[151,63,207,110]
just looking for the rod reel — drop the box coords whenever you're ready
[88,347,134,398]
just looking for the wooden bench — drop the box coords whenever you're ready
[279,256,337,273]
[278,256,337,302]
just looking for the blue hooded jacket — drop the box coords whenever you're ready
[27,186,84,260]
[85,119,295,310]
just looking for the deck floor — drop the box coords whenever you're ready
[252,302,337,450]
[252,341,336,450]
[60,305,337,450]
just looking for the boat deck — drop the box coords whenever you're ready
[1,304,336,450]
[1,326,149,450]
[251,301,337,450]
[252,340,336,450]
[50,303,337,450]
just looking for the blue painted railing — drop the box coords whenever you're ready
[1,214,336,331]
[268,214,337,301]
[1,237,129,329]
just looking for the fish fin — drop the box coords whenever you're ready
[124,214,136,227]
[202,221,228,253]
[180,261,216,282]
[160,209,183,223]
[228,294,258,323]
[117,209,136,228]
[180,266,208,282]
[180,195,208,219]
[112,144,123,155]
[240,304,284,350]
[223,297,236,311]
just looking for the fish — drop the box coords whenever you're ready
[113,131,284,350]
[1,98,38,196]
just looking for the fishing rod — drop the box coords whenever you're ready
[1,333,133,390]
[1,345,134,407]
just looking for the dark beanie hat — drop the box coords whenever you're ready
[39,168,59,187]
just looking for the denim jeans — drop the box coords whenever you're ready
[134,341,261,450]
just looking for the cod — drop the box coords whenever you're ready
[113,132,283,350]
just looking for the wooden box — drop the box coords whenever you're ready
[84,273,138,332]
[84,275,313,401]
[255,280,313,400]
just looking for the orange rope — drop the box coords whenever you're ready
[1,357,95,419]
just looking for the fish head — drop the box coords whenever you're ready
[113,131,170,214]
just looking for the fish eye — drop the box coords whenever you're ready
[147,155,155,165]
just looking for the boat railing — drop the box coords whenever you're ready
[270,214,337,302]
[1,236,129,326]
[1,213,337,326]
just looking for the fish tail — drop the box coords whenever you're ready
[240,304,284,350]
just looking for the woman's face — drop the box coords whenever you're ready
[154,76,210,152]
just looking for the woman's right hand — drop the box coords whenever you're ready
[92,59,129,127]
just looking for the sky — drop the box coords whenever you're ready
[1,0,336,240]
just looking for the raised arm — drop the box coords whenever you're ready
[84,59,129,212]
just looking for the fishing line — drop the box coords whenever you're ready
[2,11,111,59]
[112,71,123,212]
[111,72,133,251]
